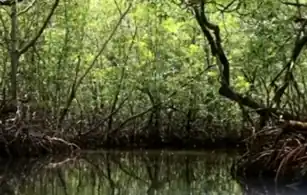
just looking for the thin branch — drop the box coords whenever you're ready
[57,3,132,126]
[19,0,59,54]
[74,3,132,89]
[18,0,36,16]
[270,33,307,107]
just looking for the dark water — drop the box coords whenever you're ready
[0,150,305,195]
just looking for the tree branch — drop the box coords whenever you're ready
[19,0,60,55]
[193,2,230,85]
[192,1,296,121]
[74,3,132,89]
[18,0,36,16]
[270,30,307,107]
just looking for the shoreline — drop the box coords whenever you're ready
[0,128,246,158]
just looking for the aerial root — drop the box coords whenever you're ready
[0,127,80,157]
[236,119,307,181]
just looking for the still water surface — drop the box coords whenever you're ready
[0,150,305,195]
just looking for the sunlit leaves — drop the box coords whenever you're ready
[131,3,152,21]
[207,70,218,78]
[187,44,201,57]
[136,40,154,60]
[162,18,182,33]
[234,75,250,93]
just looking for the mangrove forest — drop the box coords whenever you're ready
[1,0,307,194]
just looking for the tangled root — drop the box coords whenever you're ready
[0,127,79,158]
[235,119,307,181]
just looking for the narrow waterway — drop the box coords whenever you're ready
[0,150,305,195]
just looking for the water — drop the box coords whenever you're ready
[0,150,305,195]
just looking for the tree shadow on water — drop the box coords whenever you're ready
[0,150,241,195]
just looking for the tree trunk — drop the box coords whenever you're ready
[9,3,19,101]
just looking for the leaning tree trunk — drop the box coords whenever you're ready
[190,2,307,123]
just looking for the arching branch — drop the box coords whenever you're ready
[191,1,295,121]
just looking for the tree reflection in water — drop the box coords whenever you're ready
[0,150,305,195]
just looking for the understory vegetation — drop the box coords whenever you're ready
[1,0,307,182]
[0,0,247,153]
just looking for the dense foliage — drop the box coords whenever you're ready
[1,0,307,146]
